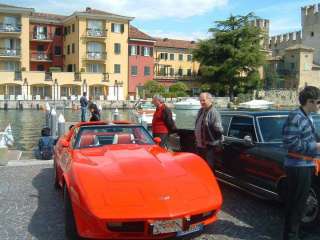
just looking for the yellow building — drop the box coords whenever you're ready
[62,8,133,100]
[154,38,200,90]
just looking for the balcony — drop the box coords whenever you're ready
[84,52,107,61]
[0,23,21,33]
[30,32,53,41]
[84,28,107,38]
[0,48,21,58]
[30,51,52,62]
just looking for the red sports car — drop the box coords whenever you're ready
[53,121,223,239]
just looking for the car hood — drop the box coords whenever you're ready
[72,145,222,219]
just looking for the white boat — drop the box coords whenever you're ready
[0,124,14,147]
[174,98,201,110]
[239,100,274,110]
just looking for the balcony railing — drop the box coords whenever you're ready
[0,48,21,57]
[85,52,107,60]
[0,23,21,33]
[31,32,53,41]
[85,28,107,38]
[30,51,52,61]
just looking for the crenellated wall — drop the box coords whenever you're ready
[269,31,302,57]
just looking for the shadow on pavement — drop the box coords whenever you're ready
[28,167,65,240]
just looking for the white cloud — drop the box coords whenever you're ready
[25,0,228,20]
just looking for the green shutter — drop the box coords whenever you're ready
[150,47,153,57]
[121,24,124,33]
[129,45,132,56]
[111,23,114,32]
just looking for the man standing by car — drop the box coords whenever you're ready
[80,92,88,122]
[152,95,176,148]
[282,86,320,240]
[194,92,223,169]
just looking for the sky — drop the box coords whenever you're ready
[4,0,320,40]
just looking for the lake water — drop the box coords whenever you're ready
[0,109,198,159]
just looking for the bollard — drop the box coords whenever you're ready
[50,108,57,138]
[36,103,40,110]
[112,108,119,121]
[19,102,23,110]
[57,114,66,137]
[4,102,8,110]
[45,102,51,127]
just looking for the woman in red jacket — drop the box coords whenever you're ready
[151,95,176,148]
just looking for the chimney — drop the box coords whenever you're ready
[86,7,91,12]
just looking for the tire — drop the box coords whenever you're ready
[53,161,59,190]
[301,186,320,228]
[64,185,80,240]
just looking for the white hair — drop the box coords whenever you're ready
[200,92,213,100]
[153,95,165,103]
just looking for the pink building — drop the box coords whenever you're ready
[128,26,156,98]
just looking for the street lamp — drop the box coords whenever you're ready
[54,78,59,101]
[114,80,119,101]
[82,79,87,94]
[23,77,28,100]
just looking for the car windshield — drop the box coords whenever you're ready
[258,114,320,143]
[74,125,154,149]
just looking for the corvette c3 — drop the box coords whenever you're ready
[53,121,223,239]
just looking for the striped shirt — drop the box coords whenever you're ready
[282,108,317,167]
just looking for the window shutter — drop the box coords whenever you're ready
[129,45,132,56]
[121,24,124,33]
[111,23,114,32]
[150,47,153,57]
[137,46,140,55]
[141,47,145,56]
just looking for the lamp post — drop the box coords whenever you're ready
[114,80,119,101]
[23,78,28,100]
[82,79,87,95]
[54,78,58,101]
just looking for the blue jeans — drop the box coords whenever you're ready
[196,146,215,169]
[81,107,87,122]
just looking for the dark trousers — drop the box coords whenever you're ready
[153,133,168,148]
[283,166,314,240]
[196,146,215,169]
[81,107,87,122]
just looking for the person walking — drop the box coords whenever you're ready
[80,92,88,122]
[194,92,223,169]
[282,86,320,240]
[89,103,101,121]
[151,95,176,148]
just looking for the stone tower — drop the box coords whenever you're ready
[301,4,320,64]
[251,18,270,50]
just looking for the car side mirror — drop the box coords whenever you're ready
[243,135,254,146]
[153,137,161,145]
[61,139,69,148]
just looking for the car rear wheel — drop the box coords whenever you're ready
[301,186,320,228]
[64,185,80,240]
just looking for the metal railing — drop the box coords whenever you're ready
[30,51,52,61]
[0,48,21,57]
[86,28,107,37]
[30,32,53,41]
[45,72,52,81]
[85,51,107,60]
[0,23,21,33]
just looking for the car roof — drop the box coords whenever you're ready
[220,110,291,117]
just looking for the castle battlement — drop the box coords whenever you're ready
[250,18,270,30]
[270,31,302,45]
[301,4,320,16]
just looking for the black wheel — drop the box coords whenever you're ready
[53,161,59,190]
[64,185,80,240]
[301,186,320,228]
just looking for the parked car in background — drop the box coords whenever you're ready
[53,121,223,239]
[175,110,320,227]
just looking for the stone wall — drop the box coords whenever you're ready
[258,90,299,106]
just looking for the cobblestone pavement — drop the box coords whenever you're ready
[0,163,319,240]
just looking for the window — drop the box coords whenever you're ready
[178,68,183,76]
[114,64,121,73]
[55,27,61,36]
[87,63,103,73]
[258,116,287,142]
[144,66,150,76]
[64,27,67,36]
[170,53,174,60]
[114,43,121,54]
[170,68,174,76]
[221,115,232,135]
[129,45,137,56]
[87,20,104,36]
[73,64,76,72]
[228,116,256,141]
[37,45,44,51]
[311,31,314,37]
[72,24,75,32]
[111,23,124,33]
[160,52,168,60]
[87,42,103,57]
[131,65,138,76]
[67,26,71,34]
[72,43,75,53]
[187,54,192,61]
[187,69,192,76]
[4,62,19,71]
[37,65,44,71]
[67,64,72,72]
[67,45,70,54]
[142,47,150,56]
[54,46,61,55]
[179,54,183,61]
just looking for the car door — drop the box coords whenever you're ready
[220,115,257,180]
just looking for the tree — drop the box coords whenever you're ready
[143,80,165,97]
[169,82,188,97]
[193,13,267,100]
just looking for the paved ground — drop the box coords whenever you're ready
[0,162,319,240]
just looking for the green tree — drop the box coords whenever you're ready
[169,82,188,97]
[143,80,165,97]
[193,13,266,100]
